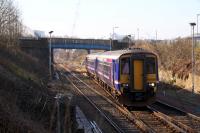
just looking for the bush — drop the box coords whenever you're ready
[134,37,199,80]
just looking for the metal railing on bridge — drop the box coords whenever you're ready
[51,38,110,45]
[50,38,111,50]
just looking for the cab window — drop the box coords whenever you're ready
[121,58,130,74]
[146,58,156,74]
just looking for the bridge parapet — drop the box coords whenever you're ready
[50,38,111,50]
[19,37,128,50]
[51,38,110,45]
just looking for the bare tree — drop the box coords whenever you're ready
[0,0,22,47]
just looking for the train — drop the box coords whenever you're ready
[85,48,159,106]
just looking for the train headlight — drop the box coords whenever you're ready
[149,83,155,87]
[122,84,128,87]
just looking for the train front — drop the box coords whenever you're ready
[119,52,158,106]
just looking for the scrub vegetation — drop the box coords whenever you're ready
[0,1,58,132]
[134,38,200,92]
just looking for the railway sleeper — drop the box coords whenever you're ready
[79,72,156,132]
[148,106,195,133]
[157,100,200,123]
[68,71,155,133]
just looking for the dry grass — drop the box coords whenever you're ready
[0,47,56,133]
[159,69,200,93]
[133,39,200,93]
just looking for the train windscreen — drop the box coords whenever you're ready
[121,58,130,75]
[146,57,156,74]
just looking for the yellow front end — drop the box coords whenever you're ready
[118,53,158,106]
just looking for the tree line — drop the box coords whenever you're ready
[0,0,22,47]
[134,38,200,79]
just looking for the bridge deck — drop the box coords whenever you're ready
[19,37,128,50]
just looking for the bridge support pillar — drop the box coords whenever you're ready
[50,48,54,78]
[51,49,54,64]
[19,38,49,77]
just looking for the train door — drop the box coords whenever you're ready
[133,60,143,90]
[113,60,119,89]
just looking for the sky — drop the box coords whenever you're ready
[15,0,200,39]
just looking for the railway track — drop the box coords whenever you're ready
[73,71,193,132]
[58,64,200,132]
[131,108,185,133]
[148,101,200,133]
[74,71,184,132]
[60,64,188,132]
[62,70,141,133]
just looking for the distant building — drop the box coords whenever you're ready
[34,30,45,38]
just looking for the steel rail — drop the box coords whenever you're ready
[60,64,192,132]
[156,100,200,122]
[148,100,200,133]
[62,67,154,133]
[77,72,188,132]
[64,71,125,133]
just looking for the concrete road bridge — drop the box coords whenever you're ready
[19,38,114,50]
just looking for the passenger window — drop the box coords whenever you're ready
[146,58,156,74]
[121,58,130,74]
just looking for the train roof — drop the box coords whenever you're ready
[87,48,156,60]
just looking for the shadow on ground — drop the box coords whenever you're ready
[157,81,200,116]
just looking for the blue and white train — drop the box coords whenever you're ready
[85,48,159,106]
